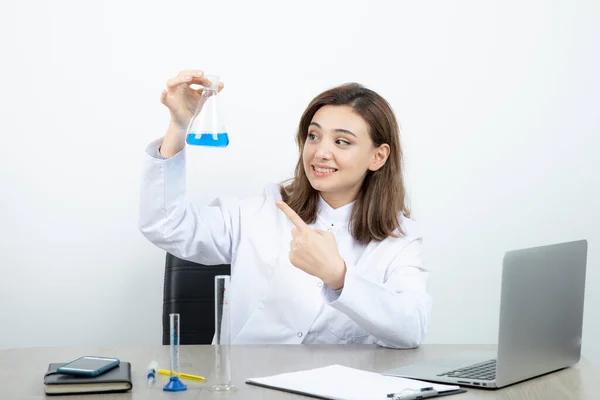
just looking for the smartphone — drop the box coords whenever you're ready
[56,356,120,377]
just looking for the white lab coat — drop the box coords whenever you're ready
[139,139,432,348]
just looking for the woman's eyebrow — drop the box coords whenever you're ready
[309,122,357,137]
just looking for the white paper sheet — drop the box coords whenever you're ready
[246,364,463,400]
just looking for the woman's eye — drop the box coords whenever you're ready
[336,139,351,145]
[308,133,317,140]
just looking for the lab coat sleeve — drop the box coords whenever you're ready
[138,138,240,265]
[323,237,432,349]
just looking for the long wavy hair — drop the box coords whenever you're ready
[280,82,410,244]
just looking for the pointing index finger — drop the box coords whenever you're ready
[276,201,311,232]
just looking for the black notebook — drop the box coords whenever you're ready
[44,362,133,395]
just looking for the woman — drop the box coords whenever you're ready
[139,70,431,348]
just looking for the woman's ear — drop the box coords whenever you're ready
[368,144,390,171]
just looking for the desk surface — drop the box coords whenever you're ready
[0,344,596,399]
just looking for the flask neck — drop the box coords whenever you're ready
[202,74,220,92]
[202,89,218,100]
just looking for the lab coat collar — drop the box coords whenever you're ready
[317,195,355,227]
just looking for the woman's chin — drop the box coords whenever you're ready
[310,182,336,194]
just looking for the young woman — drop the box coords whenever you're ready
[139,70,431,348]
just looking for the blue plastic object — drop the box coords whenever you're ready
[163,376,187,392]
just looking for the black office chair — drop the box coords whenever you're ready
[162,253,231,345]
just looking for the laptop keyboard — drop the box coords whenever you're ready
[437,359,496,381]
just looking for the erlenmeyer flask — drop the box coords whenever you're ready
[186,74,229,147]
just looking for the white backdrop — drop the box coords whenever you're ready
[1,0,598,363]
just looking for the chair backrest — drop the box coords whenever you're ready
[162,253,231,345]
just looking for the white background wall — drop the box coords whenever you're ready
[1,0,598,362]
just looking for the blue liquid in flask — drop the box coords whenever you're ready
[186,132,229,147]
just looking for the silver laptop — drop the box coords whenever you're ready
[384,239,588,389]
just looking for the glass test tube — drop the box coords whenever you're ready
[163,313,187,391]
[170,313,180,377]
[210,275,236,391]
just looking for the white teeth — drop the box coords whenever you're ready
[314,166,336,173]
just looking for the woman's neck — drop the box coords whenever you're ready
[320,192,357,210]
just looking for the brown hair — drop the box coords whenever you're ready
[280,82,410,244]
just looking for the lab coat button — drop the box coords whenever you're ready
[317,281,323,288]
[297,332,303,338]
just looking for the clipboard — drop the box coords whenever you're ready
[245,364,467,400]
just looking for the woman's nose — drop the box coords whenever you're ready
[315,143,333,160]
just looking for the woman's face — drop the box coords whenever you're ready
[303,105,389,208]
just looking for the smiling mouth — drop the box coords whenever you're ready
[312,165,338,176]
